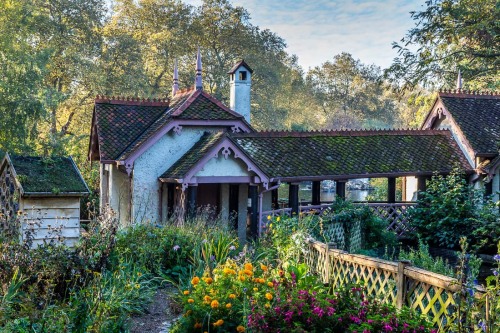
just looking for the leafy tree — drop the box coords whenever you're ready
[386,0,500,91]
[306,53,398,129]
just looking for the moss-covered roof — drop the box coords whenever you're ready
[439,93,500,156]
[230,130,472,180]
[9,154,88,194]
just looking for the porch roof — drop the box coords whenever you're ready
[230,129,472,181]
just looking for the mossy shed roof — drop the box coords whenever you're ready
[7,154,89,195]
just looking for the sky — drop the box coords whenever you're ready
[185,0,425,70]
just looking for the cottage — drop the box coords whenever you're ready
[0,153,89,246]
[89,50,491,242]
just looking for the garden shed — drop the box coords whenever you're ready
[0,153,89,247]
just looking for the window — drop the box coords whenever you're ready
[239,71,247,80]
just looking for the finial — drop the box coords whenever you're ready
[195,47,202,90]
[172,59,179,97]
[456,69,462,90]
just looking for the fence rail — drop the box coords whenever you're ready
[304,239,485,328]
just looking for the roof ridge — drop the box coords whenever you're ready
[438,89,500,99]
[231,129,451,137]
[95,95,170,106]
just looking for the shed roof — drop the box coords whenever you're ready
[7,154,89,195]
[230,129,472,181]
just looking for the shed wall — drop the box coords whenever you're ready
[19,197,81,247]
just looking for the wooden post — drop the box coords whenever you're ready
[336,180,346,200]
[248,185,258,239]
[388,177,396,203]
[417,176,428,198]
[271,184,279,209]
[187,185,198,219]
[396,260,411,309]
[289,183,299,216]
[312,181,321,205]
[323,242,331,284]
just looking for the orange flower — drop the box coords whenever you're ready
[237,325,246,332]
[243,269,253,276]
[188,298,194,303]
[265,293,273,301]
[191,276,200,285]
[213,319,224,327]
[194,322,202,329]
[210,300,219,308]
[203,295,212,303]
[226,303,232,309]
[267,281,274,288]
[239,276,246,281]
[244,263,253,271]
[183,290,190,295]
[229,293,236,299]
[204,277,213,284]
[260,264,268,271]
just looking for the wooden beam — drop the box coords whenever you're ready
[271,185,279,209]
[417,176,428,198]
[312,181,321,205]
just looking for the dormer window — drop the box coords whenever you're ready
[239,71,247,81]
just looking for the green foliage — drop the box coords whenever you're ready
[321,199,398,253]
[411,168,500,253]
[410,169,480,249]
[398,241,455,277]
[386,0,499,91]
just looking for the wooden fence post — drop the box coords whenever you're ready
[396,260,411,309]
[323,242,331,284]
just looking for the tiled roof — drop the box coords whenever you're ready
[229,130,471,180]
[93,89,246,161]
[160,132,225,179]
[94,98,168,160]
[439,91,500,156]
[228,60,254,74]
[9,154,88,194]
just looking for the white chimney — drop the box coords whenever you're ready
[228,60,253,123]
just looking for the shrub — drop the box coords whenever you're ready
[398,241,455,277]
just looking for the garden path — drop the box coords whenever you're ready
[130,286,180,333]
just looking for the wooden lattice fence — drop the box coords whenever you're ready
[304,239,486,328]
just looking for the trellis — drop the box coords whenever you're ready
[0,162,19,232]
[304,239,485,328]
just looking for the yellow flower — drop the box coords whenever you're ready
[244,263,253,271]
[191,276,200,285]
[276,216,280,222]
[225,303,232,309]
[260,264,268,271]
[223,267,236,275]
[135,284,140,289]
[229,293,236,299]
[188,298,195,303]
[267,281,274,288]
[183,290,190,295]
[267,215,271,220]
[210,300,219,308]
[265,303,271,308]
[265,293,273,301]
[213,319,224,327]
[194,323,202,329]
[237,325,246,332]
[137,272,142,277]
[253,287,258,291]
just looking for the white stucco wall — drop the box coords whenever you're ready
[132,127,225,224]
[493,170,500,202]
[404,176,418,201]
[195,155,250,177]
[109,164,130,225]
[230,67,251,123]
